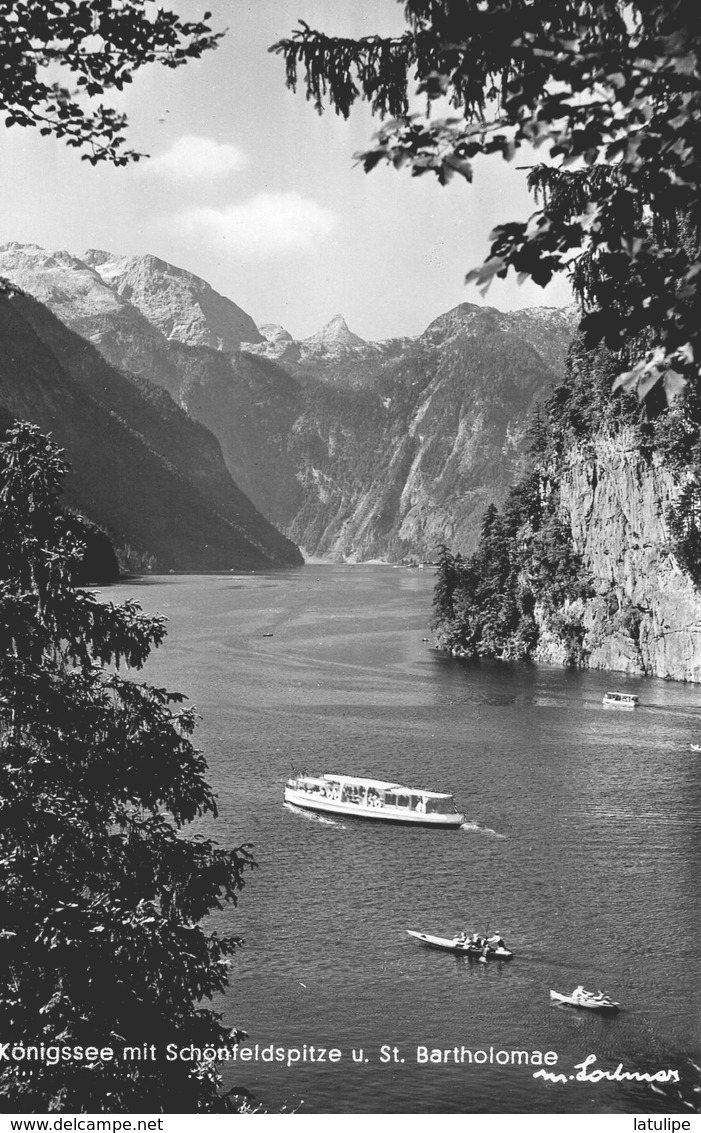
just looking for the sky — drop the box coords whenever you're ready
[0,0,573,341]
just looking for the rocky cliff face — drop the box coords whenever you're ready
[544,430,701,681]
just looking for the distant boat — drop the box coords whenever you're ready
[550,988,620,1012]
[407,929,513,960]
[284,773,465,828]
[690,743,701,753]
[603,690,639,707]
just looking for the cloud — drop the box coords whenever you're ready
[176,192,337,256]
[145,136,249,182]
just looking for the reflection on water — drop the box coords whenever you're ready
[104,567,701,1115]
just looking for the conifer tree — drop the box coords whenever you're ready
[0,423,253,1112]
[432,543,460,621]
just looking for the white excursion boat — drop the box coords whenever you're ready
[284,773,465,828]
[550,988,620,1012]
[603,690,639,708]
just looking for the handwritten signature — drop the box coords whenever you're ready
[534,1053,680,1085]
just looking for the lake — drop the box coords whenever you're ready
[105,566,701,1115]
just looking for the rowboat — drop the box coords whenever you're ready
[284,773,465,828]
[550,988,620,1012]
[407,929,513,960]
[603,690,639,707]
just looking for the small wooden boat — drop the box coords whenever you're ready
[550,988,620,1012]
[285,774,465,827]
[603,690,639,707]
[407,929,513,960]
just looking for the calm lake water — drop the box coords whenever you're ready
[105,566,701,1115]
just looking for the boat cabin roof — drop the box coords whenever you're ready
[321,774,452,800]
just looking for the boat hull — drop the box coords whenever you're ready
[550,990,619,1012]
[284,788,465,828]
[407,929,513,960]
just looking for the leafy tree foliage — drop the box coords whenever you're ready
[273,2,701,398]
[1,1,223,164]
[0,423,253,1112]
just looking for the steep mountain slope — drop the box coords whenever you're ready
[0,243,576,562]
[0,280,302,571]
[185,301,575,560]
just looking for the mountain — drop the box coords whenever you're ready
[0,276,302,572]
[0,242,576,563]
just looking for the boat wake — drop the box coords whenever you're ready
[459,821,507,839]
[283,802,346,828]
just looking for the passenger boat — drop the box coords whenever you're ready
[284,773,465,827]
[407,929,513,960]
[550,988,620,1012]
[602,690,639,707]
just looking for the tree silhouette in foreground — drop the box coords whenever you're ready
[1,1,223,165]
[0,423,254,1112]
[273,2,700,399]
